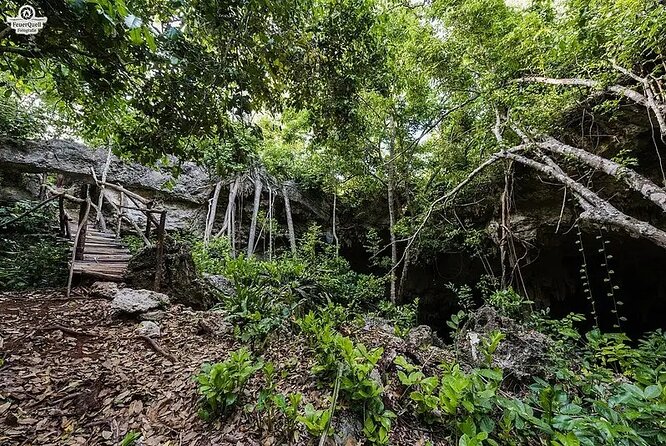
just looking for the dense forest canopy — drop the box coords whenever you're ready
[3,0,666,303]
[2,1,666,444]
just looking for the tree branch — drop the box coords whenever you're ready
[538,137,666,212]
[0,45,43,58]
[497,151,666,249]
[514,76,649,107]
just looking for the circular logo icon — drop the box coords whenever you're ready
[18,5,36,20]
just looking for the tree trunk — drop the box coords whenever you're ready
[283,183,297,255]
[538,137,666,212]
[217,176,241,237]
[332,189,339,256]
[75,184,90,260]
[387,178,398,303]
[499,151,666,249]
[230,195,236,257]
[499,161,513,288]
[397,245,411,302]
[387,121,398,304]
[268,186,273,261]
[97,146,112,231]
[247,173,263,257]
[116,191,124,238]
[204,181,223,246]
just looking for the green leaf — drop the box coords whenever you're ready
[643,385,661,399]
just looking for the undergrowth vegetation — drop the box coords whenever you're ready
[191,230,666,445]
[192,225,385,345]
[0,200,68,290]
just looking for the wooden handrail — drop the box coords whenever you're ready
[67,185,91,297]
[63,178,168,289]
[102,190,151,246]
[154,210,167,291]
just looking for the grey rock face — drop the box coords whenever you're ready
[457,306,552,383]
[203,274,235,296]
[406,325,434,348]
[333,410,362,446]
[0,138,210,204]
[140,310,167,322]
[90,281,120,299]
[136,321,161,338]
[125,239,217,310]
[111,288,170,315]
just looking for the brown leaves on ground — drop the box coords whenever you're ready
[0,289,250,445]
[0,290,447,446]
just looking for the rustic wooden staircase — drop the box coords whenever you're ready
[62,179,167,294]
[68,222,132,281]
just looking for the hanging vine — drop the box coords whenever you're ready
[575,222,599,328]
[597,228,624,329]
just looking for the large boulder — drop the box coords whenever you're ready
[203,274,235,297]
[125,239,219,310]
[136,321,161,338]
[111,288,170,315]
[90,281,120,299]
[457,306,552,383]
[0,138,209,204]
[406,325,434,349]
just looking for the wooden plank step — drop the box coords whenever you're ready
[87,229,115,235]
[79,258,129,264]
[83,254,132,261]
[76,247,127,253]
[73,267,124,274]
[72,270,125,281]
[73,267,127,275]
[82,253,131,258]
[83,236,122,243]
[82,242,126,248]
[73,259,128,267]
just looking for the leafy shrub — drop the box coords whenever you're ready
[194,226,384,308]
[192,226,384,344]
[296,403,331,436]
[249,362,303,438]
[484,287,532,319]
[195,348,263,420]
[371,298,419,336]
[0,93,47,139]
[299,307,395,445]
[0,200,69,290]
[122,234,145,255]
[395,355,503,442]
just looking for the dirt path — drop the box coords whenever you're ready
[0,290,445,446]
[0,289,247,446]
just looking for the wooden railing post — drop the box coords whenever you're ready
[75,184,90,260]
[58,195,67,238]
[154,210,167,291]
[116,191,124,238]
[145,201,153,239]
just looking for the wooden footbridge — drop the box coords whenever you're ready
[57,177,167,295]
[68,222,132,281]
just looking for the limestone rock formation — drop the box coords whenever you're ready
[136,321,161,338]
[125,238,218,310]
[111,288,170,315]
[89,281,120,299]
[0,137,210,204]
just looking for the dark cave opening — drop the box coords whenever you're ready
[394,229,666,341]
[522,230,666,339]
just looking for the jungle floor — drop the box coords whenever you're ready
[0,290,442,446]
